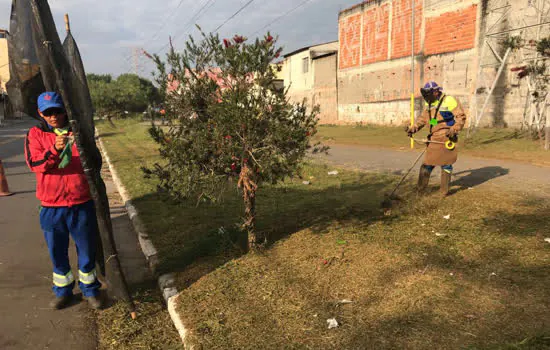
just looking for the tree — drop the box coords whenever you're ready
[145,32,326,251]
[87,73,160,115]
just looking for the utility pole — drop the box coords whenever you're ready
[132,47,140,75]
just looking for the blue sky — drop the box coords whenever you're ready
[0,0,361,79]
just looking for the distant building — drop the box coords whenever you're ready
[279,41,339,124]
[0,29,9,93]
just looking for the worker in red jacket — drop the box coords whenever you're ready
[24,92,102,310]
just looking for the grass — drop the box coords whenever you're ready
[96,283,183,350]
[316,124,550,166]
[97,117,550,349]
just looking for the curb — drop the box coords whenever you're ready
[95,129,189,345]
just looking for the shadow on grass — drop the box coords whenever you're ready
[130,172,396,283]
[469,130,524,146]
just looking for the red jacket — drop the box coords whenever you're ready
[25,123,92,207]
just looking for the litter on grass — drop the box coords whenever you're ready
[328,171,339,176]
[443,214,451,220]
[327,318,339,329]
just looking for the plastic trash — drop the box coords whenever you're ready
[443,214,451,220]
[302,181,311,185]
[327,318,339,329]
[328,171,339,176]
[544,238,550,244]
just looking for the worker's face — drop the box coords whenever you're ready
[39,108,67,128]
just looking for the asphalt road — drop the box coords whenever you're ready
[0,119,97,350]
[317,143,550,194]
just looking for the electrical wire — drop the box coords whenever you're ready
[213,0,256,33]
[250,0,314,37]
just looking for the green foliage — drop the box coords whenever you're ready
[145,31,326,247]
[87,73,160,114]
[536,37,550,57]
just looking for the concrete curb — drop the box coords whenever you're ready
[95,129,189,345]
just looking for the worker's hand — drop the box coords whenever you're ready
[405,125,418,137]
[446,128,458,142]
[55,135,68,152]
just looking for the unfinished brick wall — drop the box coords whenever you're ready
[391,0,423,59]
[362,4,390,64]
[425,5,478,55]
[339,14,361,69]
[337,0,479,125]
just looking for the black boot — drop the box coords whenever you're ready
[417,165,432,194]
[49,295,74,310]
[441,170,452,197]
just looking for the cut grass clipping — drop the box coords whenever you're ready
[98,118,550,349]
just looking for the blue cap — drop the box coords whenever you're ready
[423,81,443,91]
[37,92,65,113]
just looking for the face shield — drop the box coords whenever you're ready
[420,88,439,104]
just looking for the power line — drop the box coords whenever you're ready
[214,0,256,33]
[250,0,315,37]
[153,0,217,55]
[121,0,189,65]
[146,0,187,44]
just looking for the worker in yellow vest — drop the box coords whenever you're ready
[406,81,467,196]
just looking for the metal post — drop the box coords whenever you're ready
[474,47,512,128]
[410,0,415,149]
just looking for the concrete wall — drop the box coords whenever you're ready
[0,35,9,93]
[473,0,550,128]
[338,0,479,126]
[281,41,339,123]
[313,54,338,124]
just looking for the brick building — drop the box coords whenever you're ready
[337,0,479,126]
[335,0,546,128]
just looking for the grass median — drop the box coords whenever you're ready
[316,124,550,166]
[97,118,550,349]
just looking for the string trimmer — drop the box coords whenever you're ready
[380,136,456,213]
[380,147,426,212]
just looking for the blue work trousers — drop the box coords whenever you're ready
[40,200,101,297]
[424,164,453,173]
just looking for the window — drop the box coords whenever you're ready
[302,57,309,74]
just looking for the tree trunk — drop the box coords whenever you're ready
[239,164,263,250]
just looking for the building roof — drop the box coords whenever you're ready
[311,50,337,60]
[283,40,338,58]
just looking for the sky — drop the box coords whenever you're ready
[0,0,361,79]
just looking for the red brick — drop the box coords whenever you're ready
[362,4,390,64]
[425,5,478,55]
[391,0,423,59]
[339,13,362,69]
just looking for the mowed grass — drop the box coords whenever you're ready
[96,284,183,350]
[316,125,550,166]
[97,118,550,349]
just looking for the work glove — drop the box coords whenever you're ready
[405,125,418,137]
[446,128,459,142]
